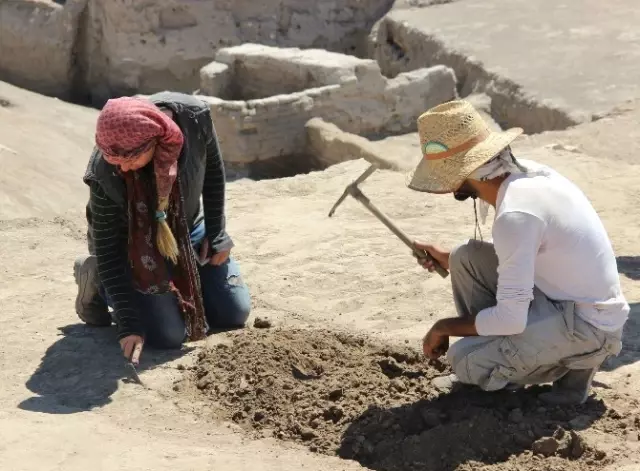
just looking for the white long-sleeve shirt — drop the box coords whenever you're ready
[475,160,629,336]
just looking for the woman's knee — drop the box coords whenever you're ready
[138,292,186,349]
[206,286,251,328]
[232,300,251,327]
[200,258,252,328]
[146,326,185,349]
[223,289,251,326]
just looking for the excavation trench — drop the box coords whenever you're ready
[225,153,327,181]
[176,327,627,471]
[368,17,581,134]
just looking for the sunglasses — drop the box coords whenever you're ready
[453,181,477,201]
[454,192,473,201]
[453,189,478,201]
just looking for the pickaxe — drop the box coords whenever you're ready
[328,164,449,278]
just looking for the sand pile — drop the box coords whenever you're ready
[177,328,636,471]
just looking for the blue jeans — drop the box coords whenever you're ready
[103,224,251,348]
[138,256,251,348]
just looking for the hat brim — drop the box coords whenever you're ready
[406,127,523,194]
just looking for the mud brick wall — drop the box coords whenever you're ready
[0,0,395,104]
[210,44,378,100]
[0,0,88,99]
[200,64,456,164]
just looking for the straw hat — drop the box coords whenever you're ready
[407,100,523,193]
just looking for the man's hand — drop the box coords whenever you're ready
[422,324,449,360]
[120,335,144,365]
[413,241,450,272]
[199,238,231,266]
[423,317,480,360]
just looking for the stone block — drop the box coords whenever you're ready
[197,63,456,167]
[199,62,233,98]
[305,118,400,170]
[0,0,89,99]
[383,65,457,134]
[213,43,381,100]
[465,93,503,131]
[82,0,396,105]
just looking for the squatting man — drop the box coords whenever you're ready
[407,100,629,405]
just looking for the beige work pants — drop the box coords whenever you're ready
[446,240,623,391]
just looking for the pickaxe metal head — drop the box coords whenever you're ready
[328,164,378,217]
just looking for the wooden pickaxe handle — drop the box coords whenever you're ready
[348,185,449,278]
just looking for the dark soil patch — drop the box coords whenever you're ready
[181,328,637,471]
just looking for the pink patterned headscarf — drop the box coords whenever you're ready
[95,96,184,200]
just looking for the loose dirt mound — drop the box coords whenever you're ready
[181,328,445,450]
[180,328,634,471]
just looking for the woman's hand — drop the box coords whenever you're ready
[211,250,230,266]
[120,335,144,365]
[199,239,230,266]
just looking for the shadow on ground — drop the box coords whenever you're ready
[338,386,608,471]
[19,324,189,414]
[617,256,640,281]
[601,302,640,372]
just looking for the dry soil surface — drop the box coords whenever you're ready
[1,80,640,471]
[181,328,639,471]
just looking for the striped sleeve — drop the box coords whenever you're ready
[202,122,234,253]
[89,182,144,339]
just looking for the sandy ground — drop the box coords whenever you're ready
[1,77,639,470]
[0,81,96,218]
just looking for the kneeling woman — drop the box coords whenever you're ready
[75,92,251,364]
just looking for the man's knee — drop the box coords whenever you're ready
[446,336,491,376]
[449,240,473,273]
[446,337,512,391]
[449,239,495,273]
[446,339,468,369]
